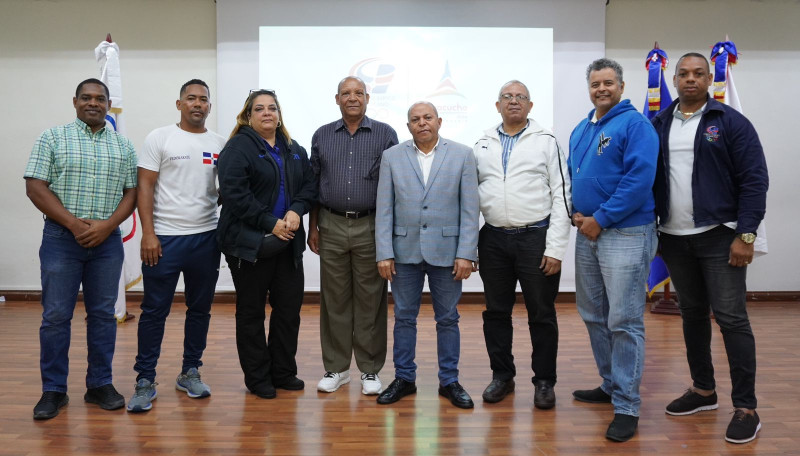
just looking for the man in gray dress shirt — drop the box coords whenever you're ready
[308,76,398,395]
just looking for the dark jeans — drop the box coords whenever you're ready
[226,248,304,393]
[134,230,220,382]
[39,219,123,392]
[660,226,757,409]
[478,225,560,384]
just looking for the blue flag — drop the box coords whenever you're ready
[643,46,673,296]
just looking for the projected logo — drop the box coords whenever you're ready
[350,58,396,94]
[427,61,469,137]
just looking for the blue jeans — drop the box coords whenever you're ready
[575,222,657,416]
[134,230,220,382]
[391,262,462,386]
[660,226,756,409]
[39,219,123,393]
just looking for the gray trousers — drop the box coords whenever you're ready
[318,209,387,374]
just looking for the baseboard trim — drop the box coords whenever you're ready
[1,290,798,304]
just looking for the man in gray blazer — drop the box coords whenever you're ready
[375,102,479,409]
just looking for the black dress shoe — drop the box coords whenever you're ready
[482,378,515,403]
[84,384,124,410]
[253,383,277,399]
[33,392,69,420]
[438,382,474,409]
[274,376,305,391]
[573,386,612,403]
[533,380,556,409]
[606,413,639,442]
[377,378,416,404]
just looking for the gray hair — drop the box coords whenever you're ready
[586,58,624,84]
[498,80,530,100]
[337,76,367,94]
[407,101,439,120]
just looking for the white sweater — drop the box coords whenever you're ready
[473,119,572,260]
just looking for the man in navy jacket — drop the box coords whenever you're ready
[652,52,768,445]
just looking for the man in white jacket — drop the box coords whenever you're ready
[473,80,571,409]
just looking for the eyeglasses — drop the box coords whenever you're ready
[499,94,530,102]
[248,89,277,100]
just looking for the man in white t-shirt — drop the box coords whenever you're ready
[127,79,227,413]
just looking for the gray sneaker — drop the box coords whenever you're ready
[176,367,211,398]
[127,379,157,413]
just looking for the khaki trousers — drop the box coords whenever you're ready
[318,209,387,373]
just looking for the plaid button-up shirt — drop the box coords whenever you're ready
[24,119,138,219]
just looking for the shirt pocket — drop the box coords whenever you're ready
[393,225,407,237]
[442,226,459,237]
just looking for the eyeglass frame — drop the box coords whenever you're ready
[498,93,530,102]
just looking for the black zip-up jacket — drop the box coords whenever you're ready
[651,97,768,234]
[217,126,317,263]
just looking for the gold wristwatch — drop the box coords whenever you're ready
[738,232,757,244]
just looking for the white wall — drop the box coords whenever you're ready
[0,0,218,291]
[605,0,800,291]
[1,0,797,292]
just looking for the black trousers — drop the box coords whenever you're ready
[226,248,304,393]
[478,225,561,384]
[660,226,757,409]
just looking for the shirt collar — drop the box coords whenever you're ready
[74,118,107,135]
[672,102,707,121]
[413,138,439,155]
[335,115,372,132]
[498,119,529,138]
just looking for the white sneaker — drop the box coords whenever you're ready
[361,373,381,395]
[317,371,350,392]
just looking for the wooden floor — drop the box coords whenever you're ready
[0,300,798,456]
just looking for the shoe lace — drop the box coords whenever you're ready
[362,373,377,381]
[730,409,749,422]
[323,372,336,379]
[134,381,157,397]
[40,391,63,402]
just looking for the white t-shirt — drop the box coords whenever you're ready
[138,124,227,235]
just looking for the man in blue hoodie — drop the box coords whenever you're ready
[568,58,658,442]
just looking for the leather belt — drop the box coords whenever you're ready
[324,206,375,219]
[485,217,549,234]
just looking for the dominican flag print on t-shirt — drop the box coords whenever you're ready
[202,152,219,165]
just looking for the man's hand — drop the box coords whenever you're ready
[272,219,295,241]
[729,237,755,267]
[378,259,396,282]
[284,210,301,232]
[572,211,585,229]
[67,219,91,238]
[307,226,320,255]
[539,256,562,276]
[578,215,602,241]
[75,219,115,248]
[141,232,162,267]
[452,258,475,281]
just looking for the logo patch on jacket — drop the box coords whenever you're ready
[597,132,612,155]
[704,126,720,142]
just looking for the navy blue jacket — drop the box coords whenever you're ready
[217,126,317,263]
[651,97,768,234]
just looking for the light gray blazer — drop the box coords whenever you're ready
[375,137,479,267]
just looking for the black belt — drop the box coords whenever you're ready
[486,217,549,234]
[324,206,375,219]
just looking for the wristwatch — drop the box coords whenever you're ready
[738,232,757,244]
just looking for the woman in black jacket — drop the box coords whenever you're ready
[217,89,317,399]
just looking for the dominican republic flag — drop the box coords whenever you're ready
[642,45,673,297]
[203,152,219,165]
[96,35,142,322]
[711,39,768,256]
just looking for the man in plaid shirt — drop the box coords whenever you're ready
[24,78,138,420]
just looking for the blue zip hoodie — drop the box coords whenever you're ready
[568,99,658,229]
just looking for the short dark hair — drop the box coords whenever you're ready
[586,58,624,84]
[76,78,109,98]
[180,79,210,97]
[675,52,710,73]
